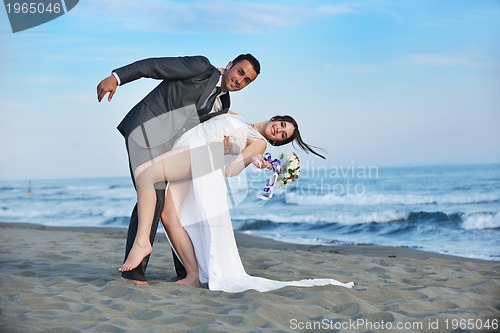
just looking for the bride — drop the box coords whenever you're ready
[120,112,354,292]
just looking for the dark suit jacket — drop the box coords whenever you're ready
[115,56,230,154]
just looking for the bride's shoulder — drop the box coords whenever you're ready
[227,111,244,120]
[224,112,248,125]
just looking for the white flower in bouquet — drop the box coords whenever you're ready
[276,152,300,186]
[258,152,301,201]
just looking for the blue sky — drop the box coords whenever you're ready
[1,0,499,180]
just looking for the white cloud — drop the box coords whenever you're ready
[420,7,500,29]
[403,54,483,67]
[77,0,366,34]
[317,3,363,16]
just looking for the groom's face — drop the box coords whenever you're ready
[221,60,258,92]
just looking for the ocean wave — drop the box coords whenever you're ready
[0,186,16,191]
[285,192,499,206]
[66,185,107,191]
[241,232,351,246]
[101,216,130,226]
[103,207,133,218]
[233,210,409,225]
[242,231,500,261]
[462,212,500,230]
[234,211,467,230]
[0,207,54,219]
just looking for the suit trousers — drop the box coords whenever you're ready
[120,138,187,281]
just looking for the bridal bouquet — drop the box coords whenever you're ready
[258,152,300,200]
[275,152,301,185]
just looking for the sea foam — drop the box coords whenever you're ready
[285,192,498,206]
[462,212,500,230]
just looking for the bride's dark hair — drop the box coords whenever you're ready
[268,115,326,159]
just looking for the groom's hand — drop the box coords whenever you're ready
[223,136,232,155]
[97,75,118,102]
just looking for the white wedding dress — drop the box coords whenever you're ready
[162,114,354,292]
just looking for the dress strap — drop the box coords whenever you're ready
[227,114,247,128]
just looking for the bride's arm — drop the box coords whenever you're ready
[224,139,267,177]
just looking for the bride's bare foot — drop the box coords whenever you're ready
[175,275,200,287]
[121,277,149,286]
[118,242,152,272]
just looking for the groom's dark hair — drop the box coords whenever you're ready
[232,53,261,76]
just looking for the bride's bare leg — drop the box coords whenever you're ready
[161,182,200,287]
[119,147,192,272]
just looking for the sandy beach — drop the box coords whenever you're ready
[0,222,498,333]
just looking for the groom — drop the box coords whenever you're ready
[97,54,260,285]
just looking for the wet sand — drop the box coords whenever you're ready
[0,223,498,332]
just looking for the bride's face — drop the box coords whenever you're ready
[265,120,295,142]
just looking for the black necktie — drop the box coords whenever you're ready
[200,87,221,114]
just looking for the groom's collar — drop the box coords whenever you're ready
[216,76,227,96]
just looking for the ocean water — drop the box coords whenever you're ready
[1,164,499,261]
